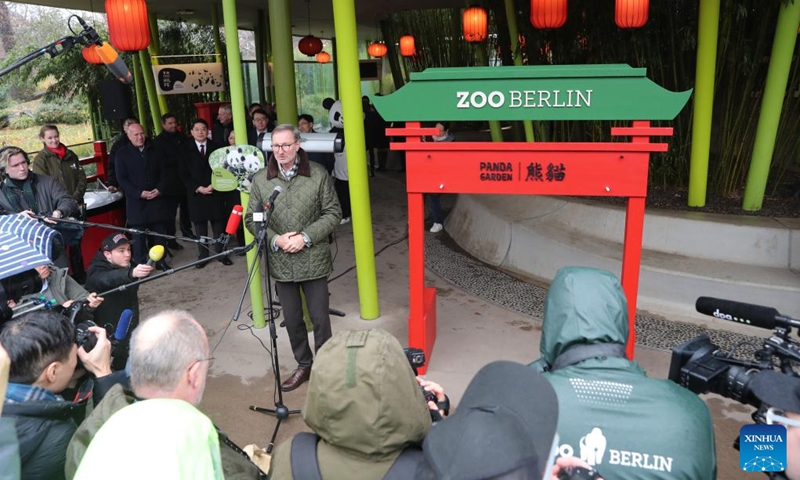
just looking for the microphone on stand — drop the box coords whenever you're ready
[265,186,283,212]
[221,205,243,248]
[145,245,165,267]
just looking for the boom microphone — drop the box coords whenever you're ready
[695,296,800,330]
[114,309,134,342]
[221,205,243,247]
[146,245,165,267]
[226,205,243,236]
[95,42,133,84]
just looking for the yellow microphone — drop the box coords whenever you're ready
[146,245,165,267]
[95,42,133,84]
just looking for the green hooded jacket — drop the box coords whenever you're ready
[268,329,431,480]
[531,267,717,480]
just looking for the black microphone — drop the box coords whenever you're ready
[695,296,800,330]
[265,186,283,211]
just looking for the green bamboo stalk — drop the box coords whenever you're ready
[742,0,800,210]
[687,0,721,207]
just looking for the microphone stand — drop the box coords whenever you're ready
[244,206,301,454]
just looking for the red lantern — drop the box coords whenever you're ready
[368,41,388,58]
[298,35,323,57]
[105,0,150,51]
[316,51,331,64]
[399,35,415,57]
[463,6,488,42]
[615,0,649,28]
[530,0,567,29]
[82,44,104,64]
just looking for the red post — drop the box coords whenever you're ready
[93,141,108,182]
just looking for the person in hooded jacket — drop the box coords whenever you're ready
[267,328,445,480]
[530,267,716,480]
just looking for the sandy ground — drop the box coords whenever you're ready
[135,172,746,479]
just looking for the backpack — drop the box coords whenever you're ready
[289,432,421,480]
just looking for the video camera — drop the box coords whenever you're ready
[0,270,44,324]
[403,347,450,422]
[670,297,799,477]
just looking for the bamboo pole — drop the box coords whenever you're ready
[332,0,380,320]
[687,0,720,207]
[742,0,800,211]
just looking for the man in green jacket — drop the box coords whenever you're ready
[245,124,341,392]
[531,267,717,480]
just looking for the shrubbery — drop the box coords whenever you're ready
[9,115,35,130]
[33,101,89,125]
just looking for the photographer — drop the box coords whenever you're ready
[0,310,115,480]
[750,372,800,480]
[12,264,103,314]
[530,267,716,480]
[268,328,446,480]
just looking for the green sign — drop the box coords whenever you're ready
[371,64,691,122]
[209,144,265,193]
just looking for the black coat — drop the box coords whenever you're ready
[178,139,225,222]
[84,250,141,329]
[152,130,187,197]
[107,134,129,187]
[2,375,121,480]
[115,141,170,225]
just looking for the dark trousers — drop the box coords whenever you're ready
[165,195,194,238]
[334,178,351,219]
[426,193,443,224]
[129,222,165,265]
[368,148,388,172]
[193,220,225,259]
[275,277,332,369]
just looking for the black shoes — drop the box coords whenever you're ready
[168,240,184,251]
[219,257,233,266]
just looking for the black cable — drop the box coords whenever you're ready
[327,233,408,283]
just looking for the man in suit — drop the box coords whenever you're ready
[152,113,193,247]
[247,109,271,153]
[212,104,233,145]
[114,123,170,268]
[178,119,231,267]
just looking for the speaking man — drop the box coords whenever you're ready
[244,124,341,392]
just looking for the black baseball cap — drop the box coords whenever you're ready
[417,361,559,480]
[101,233,132,251]
[750,370,800,413]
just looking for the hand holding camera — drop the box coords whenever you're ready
[76,324,112,378]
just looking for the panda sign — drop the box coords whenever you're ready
[209,144,265,193]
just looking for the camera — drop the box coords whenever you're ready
[670,299,800,476]
[75,319,99,352]
[1,269,44,324]
[404,347,426,375]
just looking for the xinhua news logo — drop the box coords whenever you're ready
[739,424,786,473]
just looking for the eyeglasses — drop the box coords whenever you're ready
[190,357,215,369]
[272,142,298,152]
[766,407,800,428]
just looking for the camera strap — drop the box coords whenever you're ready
[549,343,627,372]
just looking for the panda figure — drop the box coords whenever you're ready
[323,97,353,224]
[242,151,263,188]
[224,148,247,178]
